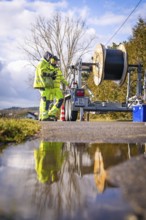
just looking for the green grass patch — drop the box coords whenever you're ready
[0,118,41,144]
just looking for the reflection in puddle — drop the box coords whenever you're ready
[34,141,64,184]
[94,148,106,193]
[0,140,145,220]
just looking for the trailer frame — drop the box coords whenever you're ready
[64,58,145,121]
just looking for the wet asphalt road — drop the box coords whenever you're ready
[40,121,146,143]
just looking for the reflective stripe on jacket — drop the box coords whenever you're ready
[33,59,56,89]
[33,58,68,89]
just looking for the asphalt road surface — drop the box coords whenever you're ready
[40,121,146,143]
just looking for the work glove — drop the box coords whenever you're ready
[42,72,57,80]
[50,71,57,80]
[42,72,49,77]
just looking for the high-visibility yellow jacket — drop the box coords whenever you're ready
[33,58,61,89]
[53,68,69,89]
[33,58,69,89]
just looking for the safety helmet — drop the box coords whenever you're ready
[53,56,60,61]
[43,51,53,62]
[50,56,60,66]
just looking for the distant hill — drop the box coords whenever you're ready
[0,106,38,111]
[1,106,38,111]
[0,106,39,118]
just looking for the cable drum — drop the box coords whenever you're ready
[92,44,128,86]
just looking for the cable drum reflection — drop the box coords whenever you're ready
[94,148,106,193]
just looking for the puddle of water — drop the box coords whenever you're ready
[0,140,145,220]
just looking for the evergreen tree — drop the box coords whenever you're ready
[126,17,146,68]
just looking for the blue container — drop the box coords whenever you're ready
[133,104,146,122]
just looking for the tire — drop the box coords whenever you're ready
[65,99,69,121]
[68,99,78,121]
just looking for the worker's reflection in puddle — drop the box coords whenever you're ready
[34,141,65,184]
[94,148,106,193]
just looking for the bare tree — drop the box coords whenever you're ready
[22,12,97,82]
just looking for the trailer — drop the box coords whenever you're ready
[64,44,146,121]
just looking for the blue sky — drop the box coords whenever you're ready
[0,0,146,109]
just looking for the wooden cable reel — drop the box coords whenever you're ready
[92,44,128,86]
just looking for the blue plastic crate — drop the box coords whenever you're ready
[133,104,146,122]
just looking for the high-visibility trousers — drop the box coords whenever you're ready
[39,88,54,120]
[48,88,64,117]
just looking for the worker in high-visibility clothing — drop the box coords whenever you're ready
[34,141,65,184]
[47,57,69,119]
[33,51,68,121]
[33,51,55,120]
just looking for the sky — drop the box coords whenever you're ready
[0,0,146,109]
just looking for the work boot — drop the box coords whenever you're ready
[41,118,52,121]
[41,118,50,121]
[48,115,58,121]
[42,116,57,121]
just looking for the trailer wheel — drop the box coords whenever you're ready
[68,100,78,121]
[65,99,69,121]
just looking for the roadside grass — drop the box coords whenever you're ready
[88,112,132,121]
[0,118,41,144]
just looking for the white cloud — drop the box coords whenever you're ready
[88,12,125,26]
[77,6,89,19]
[32,0,68,17]
[0,59,40,109]
[0,1,26,37]
[0,0,68,59]
[62,5,89,20]
[6,60,31,83]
